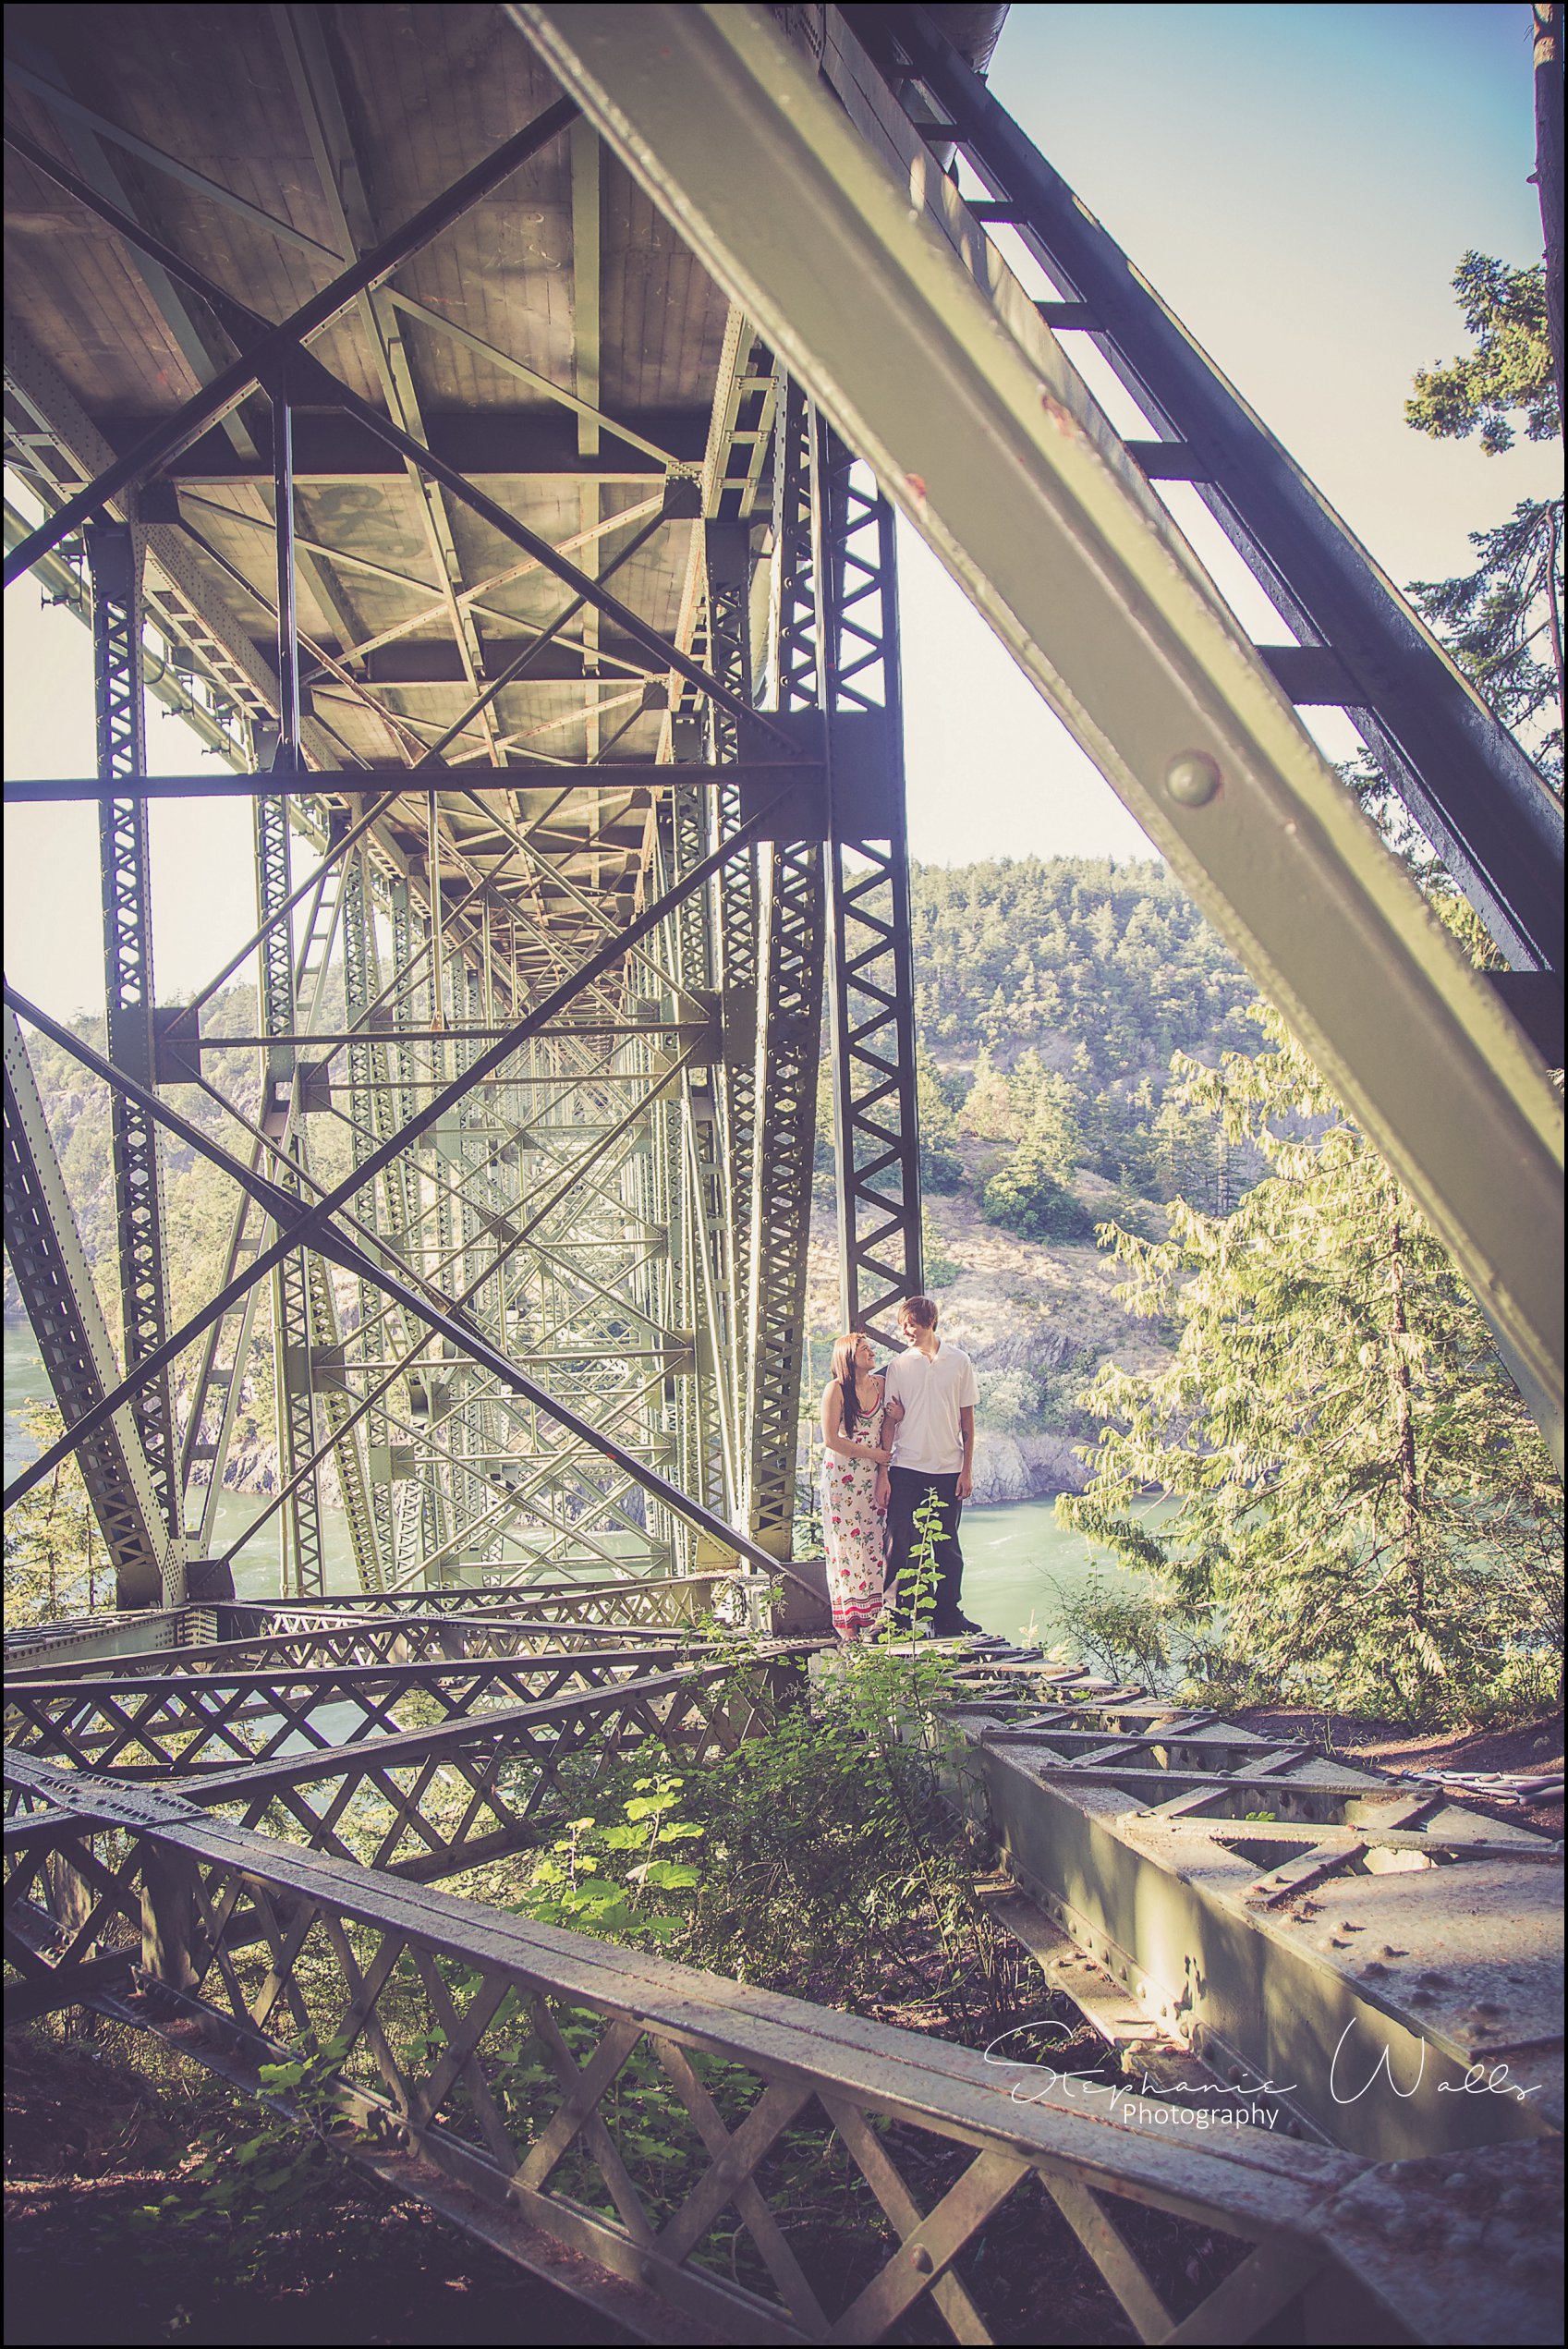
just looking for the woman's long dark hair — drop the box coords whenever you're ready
[829,1331,870,1442]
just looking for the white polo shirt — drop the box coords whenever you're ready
[884,1342,978,1475]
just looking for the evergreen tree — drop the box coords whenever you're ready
[981,1120,1094,1245]
[1406,253,1558,452]
[1151,1092,1228,1214]
[1405,251,1564,783]
[1061,1016,1562,1722]
[916,1045,963,1193]
[960,1047,1021,1141]
[1020,1070,1082,1180]
[3,1402,104,1626]
[1408,500,1563,783]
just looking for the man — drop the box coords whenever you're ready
[881,1295,982,1636]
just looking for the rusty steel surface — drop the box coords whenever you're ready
[935,1655,1564,2166]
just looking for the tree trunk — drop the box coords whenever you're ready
[1536,4,1566,436]
[1387,1217,1425,1625]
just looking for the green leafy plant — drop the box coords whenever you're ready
[127,2035,355,2286]
[509,1774,705,1945]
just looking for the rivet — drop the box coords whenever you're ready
[1165,751,1222,808]
[639,2258,660,2285]
[909,2244,934,2273]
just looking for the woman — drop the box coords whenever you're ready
[820,1331,895,1642]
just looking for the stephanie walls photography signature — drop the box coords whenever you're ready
[1325,2018,1543,2108]
[983,2018,1544,2128]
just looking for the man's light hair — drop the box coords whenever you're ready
[900,1295,939,1331]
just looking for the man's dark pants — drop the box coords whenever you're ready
[885,1467,967,1630]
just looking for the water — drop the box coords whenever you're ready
[5,1322,1142,1633]
[958,1494,1139,1646]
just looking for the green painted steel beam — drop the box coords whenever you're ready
[514,2,1564,1467]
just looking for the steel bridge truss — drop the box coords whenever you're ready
[4,67,922,1607]
[516,0,1564,1470]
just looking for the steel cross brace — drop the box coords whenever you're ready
[1,98,578,586]
[2,793,772,1497]
[4,1644,804,1783]
[3,965,818,1597]
[2,119,790,756]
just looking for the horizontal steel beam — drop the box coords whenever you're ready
[91,408,707,481]
[336,633,663,684]
[5,762,816,801]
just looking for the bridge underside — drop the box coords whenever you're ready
[4,2,1562,1616]
[5,4,931,1608]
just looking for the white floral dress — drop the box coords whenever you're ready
[821,1389,888,1638]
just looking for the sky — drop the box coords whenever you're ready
[4,1,1560,1018]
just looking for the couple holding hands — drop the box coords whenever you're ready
[820,1295,983,1643]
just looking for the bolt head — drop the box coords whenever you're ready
[1165,751,1222,807]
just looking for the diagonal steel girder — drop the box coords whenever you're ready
[4,766,812,804]
[871,1,1563,984]
[2,1011,175,1605]
[514,3,1566,1467]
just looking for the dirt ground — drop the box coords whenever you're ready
[3,2026,631,2348]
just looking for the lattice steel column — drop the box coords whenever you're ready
[253,379,324,1597]
[820,428,922,1338]
[3,1011,174,1605]
[664,742,734,1527]
[742,379,826,1557]
[342,845,396,1582]
[258,778,324,1599]
[85,521,176,1541]
[705,514,761,1402]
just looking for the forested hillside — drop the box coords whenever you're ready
[811,857,1273,1498]
[914,857,1257,1076]
[909,856,1264,1221]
